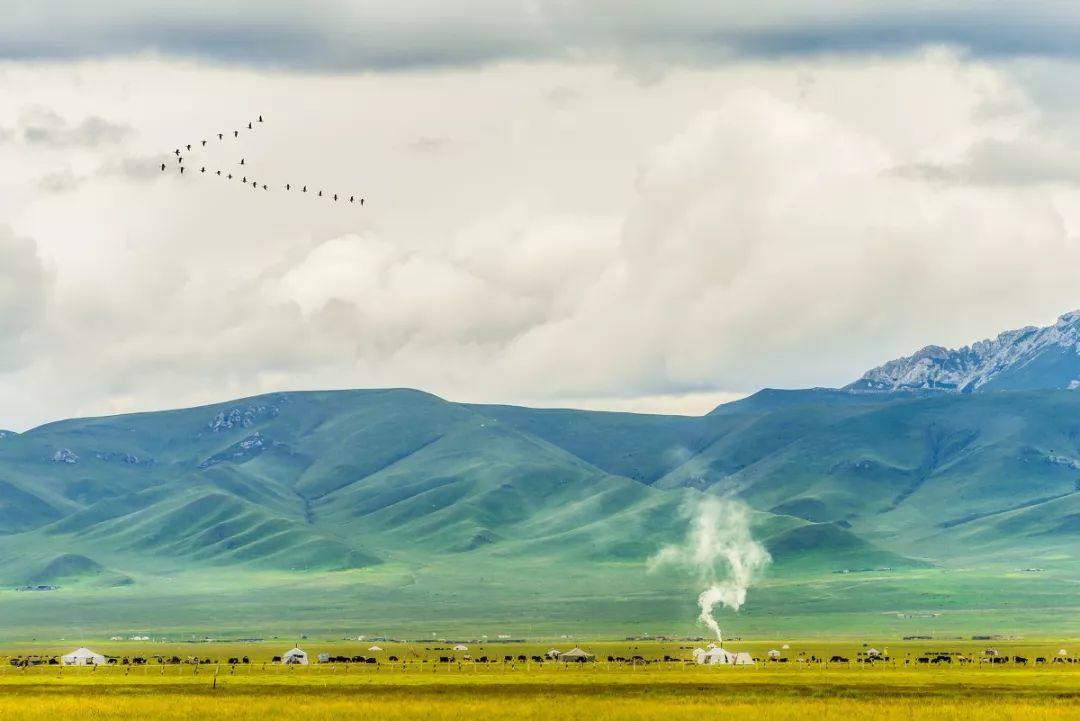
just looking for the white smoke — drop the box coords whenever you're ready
[650,495,771,641]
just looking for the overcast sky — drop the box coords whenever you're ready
[4,2,1080,429]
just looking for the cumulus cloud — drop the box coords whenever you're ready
[4,2,1080,70]
[17,106,130,147]
[3,51,1080,429]
[0,225,50,369]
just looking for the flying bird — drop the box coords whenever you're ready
[234,130,239,138]
[285,184,291,191]
[242,176,247,183]
[227,174,233,179]
[239,158,245,165]
[174,149,180,157]
[186,144,191,151]
[318,190,323,197]
[262,184,268,190]
[349,196,354,203]
[218,133,224,140]
[161,163,166,172]
[258,115,263,123]
[200,167,206,173]
[216,170,222,176]
[201,140,207,147]
[179,166,185,174]
[302,185,307,193]
[361,198,365,205]
[252,181,257,188]
[177,156,183,164]
[247,122,253,130]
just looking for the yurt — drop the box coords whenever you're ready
[695,647,754,665]
[368,645,383,652]
[453,644,468,652]
[61,648,105,666]
[767,649,781,659]
[557,647,594,663]
[282,647,309,665]
[546,649,561,659]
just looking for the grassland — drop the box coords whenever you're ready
[0,641,1076,720]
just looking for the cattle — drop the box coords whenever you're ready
[439,656,451,663]
[1036,657,1046,664]
[1014,656,1028,665]
[829,655,850,663]
[271,656,282,663]
[366,658,376,664]
[517,655,527,662]
[132,657,147,665]
[388,656,398,662]
[228,658,239,665]
[503,655,513,662]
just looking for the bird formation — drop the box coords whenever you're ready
[162,114,365,206]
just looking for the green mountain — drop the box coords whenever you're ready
[0,384,1076,639]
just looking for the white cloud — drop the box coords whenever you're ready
[2,50,1080,428]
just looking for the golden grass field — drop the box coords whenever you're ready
[0,640,1076,720]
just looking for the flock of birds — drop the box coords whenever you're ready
[162,115,365,205]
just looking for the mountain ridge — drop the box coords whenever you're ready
[848,310,1080,394]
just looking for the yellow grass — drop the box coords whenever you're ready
[0,641,1076,720]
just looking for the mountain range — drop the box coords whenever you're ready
[0,312,1077,639]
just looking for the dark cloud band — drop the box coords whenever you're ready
[2,2,1079,70]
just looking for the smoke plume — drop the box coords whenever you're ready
[650,495,771,641]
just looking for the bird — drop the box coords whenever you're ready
[247,122,253,130]
[285,184,291,191]
[349,196,354,203]
[186,144,191,151]
[201,140,207,147]
[258,115,263,123]
[227,174,233,180]
[239,158,245,165]
[302,185,307,193]
[174,148,180,156]
[360,198,365,205]
[242,176,247,183]
[218,133,224,140]
[318,190,323,197]
[234,130,239,138]
[216,170,222,176]
[262,184,268,190]
[177,156,183,164]
[180,166,185,174]
[200,167,206,173]
[161,163,166,172]
[252,181,257,188]
[333,194,338,201]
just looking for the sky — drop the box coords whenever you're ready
[4,2,1080,429]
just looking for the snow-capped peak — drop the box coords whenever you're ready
[848,311,1080,393]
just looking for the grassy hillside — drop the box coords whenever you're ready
[0,388,1075,639]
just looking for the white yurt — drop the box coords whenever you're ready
[62,648,105,666]
[767,649,781,659]
[546,649,561,659]
[368,645,383,652]
[695,647,754,665]
[1059,649,1069,657]
[453,644,468,652]
[282,647,309,665]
